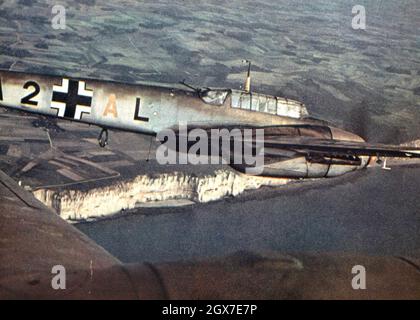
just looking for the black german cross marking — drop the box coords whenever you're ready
[134,97,149,122]
[52,79,92,119]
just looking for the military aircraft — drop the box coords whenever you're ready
[1,65,420,300]
[0,63,419,178]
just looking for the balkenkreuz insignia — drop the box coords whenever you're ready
[51,78,93,120]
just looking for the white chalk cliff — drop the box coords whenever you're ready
[33,169,289,221]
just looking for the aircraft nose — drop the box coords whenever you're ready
[330,127,365,142]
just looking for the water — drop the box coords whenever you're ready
[77,165,420,263]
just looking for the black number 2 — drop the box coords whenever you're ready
[21,81,40,106]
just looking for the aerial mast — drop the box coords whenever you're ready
[242,59,251,93]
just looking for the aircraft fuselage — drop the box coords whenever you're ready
[0,70,375,178]
[0,70,359,140]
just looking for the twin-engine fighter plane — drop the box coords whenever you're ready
[0,64,419,178]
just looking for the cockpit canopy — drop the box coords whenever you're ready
[231,90,309,119]
[199,89,230,106]
[196,87,309,119]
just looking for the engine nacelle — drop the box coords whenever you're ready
[230,154,370,178]
[162,124,370,178]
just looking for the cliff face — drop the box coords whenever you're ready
[33,170,290,221]
[402,140,420,148]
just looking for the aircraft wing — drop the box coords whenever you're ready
[183,125,420,161]
[261,137,420,160]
